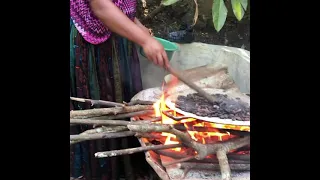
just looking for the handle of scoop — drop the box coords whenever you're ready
[165,65,217,104]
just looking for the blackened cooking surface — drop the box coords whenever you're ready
[165,88,249,126]
[175,93,250,121]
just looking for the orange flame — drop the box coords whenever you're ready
[153,94,237,151]
[152,79,249,152]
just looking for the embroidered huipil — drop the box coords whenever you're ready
[70,0,137,44]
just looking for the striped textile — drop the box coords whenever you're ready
[70,0,137,44]
[70,0,143,178]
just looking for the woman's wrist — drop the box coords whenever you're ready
[139,34,153,47]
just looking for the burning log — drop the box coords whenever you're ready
[71,119,249,160]
[70,105,153,119]
[127,124,250,158]
[127,123,249,180]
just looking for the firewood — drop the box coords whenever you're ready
[70,97,250,180]
[70,105,153,118]
[94,144,183,158]
[92,110,155,120]
[70,97,123,107]
[70,131,135,142]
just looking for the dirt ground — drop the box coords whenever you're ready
[137,0,250,50]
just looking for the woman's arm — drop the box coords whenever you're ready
[90,0,149,47]
[134,18,151,35]
[90,0,169,68]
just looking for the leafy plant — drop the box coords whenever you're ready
[161,0,249,32]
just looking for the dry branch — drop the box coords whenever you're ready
[70,119,130,126]
[85,126,126,134]
[70,97,124,107]
[143,5,165,22]
[124,100,155,106]
[70,105,153,118]
[70,119,159,126]
[192,0,199,26]
[127,123,250,159]
[217,150,230,180]
[135,133,163,139]
[95,144,183,158]
[92,116,161,128]
[70,118,249,159]
[126,123,249,180]
[162,156,195,166]
[92,110,155,120]
[70,124,162,145]
[70,126,127,144]
[70,131,135,142]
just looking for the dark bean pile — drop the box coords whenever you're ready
[175,93,250,121]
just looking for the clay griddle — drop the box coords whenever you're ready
[165,88,250,126]
[175,93,250,121]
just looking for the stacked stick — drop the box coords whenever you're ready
[70,97,250,180]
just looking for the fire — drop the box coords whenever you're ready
[153,95,181,150]
[151,77,250,152]
[153,93,236,151]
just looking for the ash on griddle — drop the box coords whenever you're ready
[175,93,250,121]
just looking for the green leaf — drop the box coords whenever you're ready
[212,0,228,32]
[161,0,180,6]
[231,0,245,21]
[240,0,248,11]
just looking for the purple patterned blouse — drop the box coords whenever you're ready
[70,0,137,44]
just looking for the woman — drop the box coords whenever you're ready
[70,0,169,179]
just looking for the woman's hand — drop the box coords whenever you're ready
[134,18,168,68]
[142,37,169,68]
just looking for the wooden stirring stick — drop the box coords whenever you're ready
[166,66,217,104]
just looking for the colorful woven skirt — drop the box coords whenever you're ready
[70,20,143,180]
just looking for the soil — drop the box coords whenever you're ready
[175,93,250,121]
[137,0,250,50]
